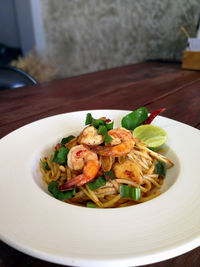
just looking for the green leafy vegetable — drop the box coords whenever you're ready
[40,159,50,170]
[85,113,105,128]
[86,202,98,208]
[120,185,141,200]
[53,147,69,165]
[61,135,75,146]
[48,181,76,200]
[121,107,148,130]
[85,113,113,144]
[98,125,113,144]
[87,171,115,190]
[87,176,107,190]
[155,161,165,177]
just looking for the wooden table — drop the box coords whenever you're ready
[0,62,200,267]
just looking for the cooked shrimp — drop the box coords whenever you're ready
[113,159,143,184]
[58,145,100,190]
[93,127,135,157]
[78,126,104,145]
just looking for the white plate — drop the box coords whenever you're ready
[0,110,200,267]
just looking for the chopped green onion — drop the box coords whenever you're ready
[53,147,69,165]
[61,135,75,146]
[86,202,98,208]
[155,161,165,177]
[40,159,50,170]
[120,185,141,200]
[48,181,76,200]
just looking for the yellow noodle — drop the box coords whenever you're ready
[143,176,161,188]
[85,185,103,208]
[103,194,121,208]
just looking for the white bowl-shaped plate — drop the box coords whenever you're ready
[0,110,200,267]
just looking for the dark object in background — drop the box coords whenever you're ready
[0,43,22,65]
[0,65,37,90]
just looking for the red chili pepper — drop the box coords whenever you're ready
[143,108,166,124]
[100,117,111,123]
[105,175,112,180]
[76,150,83,157]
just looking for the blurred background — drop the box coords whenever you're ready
[0,0,200,83]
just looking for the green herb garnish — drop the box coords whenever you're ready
[86,202,98,208]
[61,135,75,146]
[120,185,141,200]
[48,181,76,200]
[121,107,148,130]
[85,113,113,144]
[53,147,69,165]
[87,171,115,190]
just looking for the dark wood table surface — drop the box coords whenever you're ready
[0,62,200,267]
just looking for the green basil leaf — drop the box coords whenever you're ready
[104,133,113,144]
[87,171,115,190]
[121,107,148,130]
[103,171,115,180]
[87,176,106,190]
[48,181,76,200]
[155,161,165,177]
[98,125,108,136]
[53,147,69,165]
[86,202,98,208]
[61,135,75,146]
[105,121,114,130]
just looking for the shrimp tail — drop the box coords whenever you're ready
[59,174,93,190]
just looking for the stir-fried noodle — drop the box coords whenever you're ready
[40,126,174,208]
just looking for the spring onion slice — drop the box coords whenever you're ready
[120,185,141,200]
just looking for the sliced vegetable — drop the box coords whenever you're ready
[87,176,106,190]
[40,159,50,170]
[143,108,166,125]
[120,185,141,200]
[85,113,113,144]
[133,125,167,150]
[86,202,98,208]
[155,161,165,177]
[121,107,148,130]
[48,181,76,200]
[53,146,69,165]
[87,171,115,190]
[61,135,75,146]
[98,125,113,144]
[85,113,113,130]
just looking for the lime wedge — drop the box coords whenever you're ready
[133,125,167,150]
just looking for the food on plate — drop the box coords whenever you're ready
[40,107,174,208]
